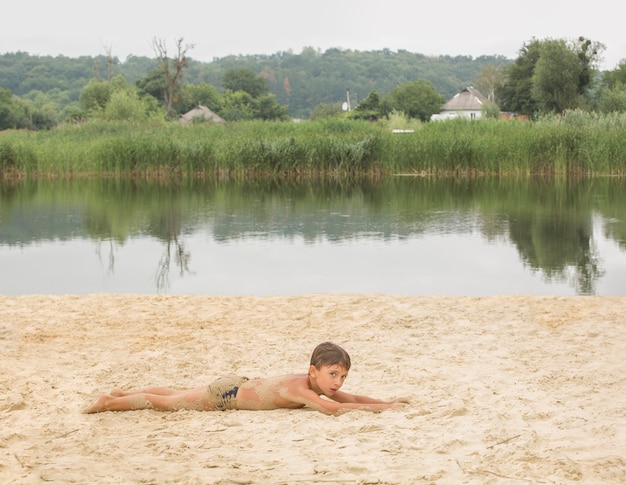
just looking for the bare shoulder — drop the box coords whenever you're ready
[278,374,316,396]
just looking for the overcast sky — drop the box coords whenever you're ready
[2,0,624,70]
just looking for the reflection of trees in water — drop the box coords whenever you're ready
[603,218,626,252]
[507,214,604,295]
[88,223,192,292]
[95,239,116,277]
[568,243,602,295]
[150,211,192,292]
[5,176,624,295]
[155,235,191,292]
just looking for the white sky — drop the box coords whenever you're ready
[2,0,625,70]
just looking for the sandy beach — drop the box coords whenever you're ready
[1,294,625,484]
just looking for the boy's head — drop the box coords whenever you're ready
[310,342,351,371]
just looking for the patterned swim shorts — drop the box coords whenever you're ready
[206,374,249,410]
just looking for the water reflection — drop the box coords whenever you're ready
[1,176,625,295]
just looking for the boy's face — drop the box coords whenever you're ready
[309,364,348,397]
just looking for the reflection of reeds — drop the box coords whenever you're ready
[1,112,626,177]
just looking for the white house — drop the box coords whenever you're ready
[431,87,487,121]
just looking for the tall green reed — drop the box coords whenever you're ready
[1,113,625,177]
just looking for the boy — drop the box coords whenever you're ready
[83,342,408,415]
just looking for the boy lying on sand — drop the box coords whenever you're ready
[84,342,409,415]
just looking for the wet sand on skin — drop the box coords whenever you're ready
[1,294,625,484]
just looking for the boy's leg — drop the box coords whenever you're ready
[83,387,212,413]
[110,387,185,397]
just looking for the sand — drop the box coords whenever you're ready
[1,294,625,484]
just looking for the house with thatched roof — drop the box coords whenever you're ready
[431,87,487,121]
[179,104,225,124]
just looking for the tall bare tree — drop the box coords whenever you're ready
[93,42,115,81]
[475,64,505,103]
[151,37,195,118]
[102,42,114,81]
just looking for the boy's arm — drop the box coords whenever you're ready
[283,387,407,415]
[330,390,386,404]
[331,390,409,405]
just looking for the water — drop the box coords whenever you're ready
[1,177,625,296]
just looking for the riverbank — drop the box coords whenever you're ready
[2,114,626,177]
[1,294,625,483]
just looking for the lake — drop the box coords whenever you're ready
[1,176,625,296]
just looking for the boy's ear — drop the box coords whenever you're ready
[308,364,317,377]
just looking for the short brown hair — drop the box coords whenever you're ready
[310,342,351,370]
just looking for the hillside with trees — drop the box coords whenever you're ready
[0,47,508,122]
[1,38,625,130]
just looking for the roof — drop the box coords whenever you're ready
[441,87,487,111]
[179,104,225,123]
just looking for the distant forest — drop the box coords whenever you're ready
[0,48,510,118]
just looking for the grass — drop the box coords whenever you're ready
[1,111,626,177]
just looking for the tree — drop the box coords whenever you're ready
[531,39,582,113]
[79,78,112,113]
[499,37,604,116]
[348,90,392,121]
[388,80,445,121]
[136,68,166,102]
[79,75,163,122]
[103,89,160,122]
[602,60,626,88]
[573,36,603,96]
[481,101,501,120]
[497,39,542,116]
[255,93,290,120]
[596,82,626,113]
[0,87,15,130]
[220,90,256,121]
[221,68,269,98]
[152,37,195,118]
[596,60,626,113]
[12,96,56,129]
[219,67,288,120]
[309,102,344,120]
[475,64,505,103]
[24,88,72,125]
[0,87,57,130]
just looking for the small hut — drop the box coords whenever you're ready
[179,104,225,124]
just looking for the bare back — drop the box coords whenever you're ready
[235,374,312,410]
